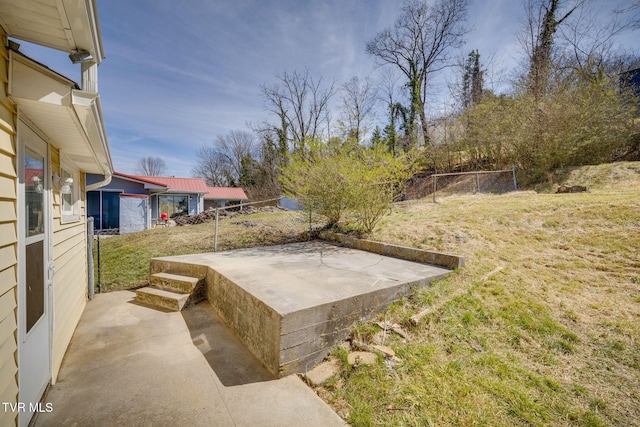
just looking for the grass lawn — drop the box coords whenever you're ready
[320,162,640,426]
[95,161,639,426]
[93,210,314,290]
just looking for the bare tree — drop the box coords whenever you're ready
[521,0,582,98]
[191,145,228,187]
[366,0,469,147]
[135,156,168,176]
[192,130,259,187]
[339,76,377,144]
[261,70,336,152]
[557,1,639,83]
[376,68,410,154]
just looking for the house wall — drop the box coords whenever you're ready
[50,147,88,382]
[119,194,148,234]
[87,174,147,195]
[0,29,19,427]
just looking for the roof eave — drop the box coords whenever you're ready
[9,51,111,175]
[0,0,105,63]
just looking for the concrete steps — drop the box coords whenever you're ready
[151,272,200,293]
[135,272,205,312]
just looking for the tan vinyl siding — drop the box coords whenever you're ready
[0,222,16,247]
[0,28,18,426]
[0,175,15,199]
[0,199,15,222]
[50,146,88,382]
[0,245,15,272]
[0,266,15,297]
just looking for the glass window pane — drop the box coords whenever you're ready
[87,191,101,229]
[62,169,72,213]
[158,195,189,218]
[25,149,44,237]
[102,192,120,229]
[26,240,45,332]
[159,195,173,217]
[175,196,188,217]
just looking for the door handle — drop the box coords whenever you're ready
[47,262,55,283]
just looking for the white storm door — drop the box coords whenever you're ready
[17,122,51,427]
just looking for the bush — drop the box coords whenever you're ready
[280,139,413,234]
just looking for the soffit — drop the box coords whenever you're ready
[0,0,104,63]
[10,52,111,174]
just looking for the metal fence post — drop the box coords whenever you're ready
[214,208,219,252]
[512,164,518,191]
[97,232,101,293]
[87,217,94,300]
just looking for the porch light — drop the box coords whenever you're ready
[60,178,73,195]
[53,173,73,194]
[32,176,43,193]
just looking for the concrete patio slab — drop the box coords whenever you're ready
[35,291,346,426]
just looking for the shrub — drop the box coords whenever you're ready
[280,139,413,233]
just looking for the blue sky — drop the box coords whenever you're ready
[19,0,638,177]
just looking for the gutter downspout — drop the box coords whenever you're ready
[86,168,112,191]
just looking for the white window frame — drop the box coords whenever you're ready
[60,155,80,224]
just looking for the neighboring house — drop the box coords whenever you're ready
[204,186,248,210]
[0,1,111,426]
[87,174,245,233]
[136,176,208,220]
[86,172,167,233]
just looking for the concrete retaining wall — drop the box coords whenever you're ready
[318,231,464,270]
[205,269,282,377]
[278,276,437,376]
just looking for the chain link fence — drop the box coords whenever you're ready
[91,197,328,293]
[406,167,518,202]
[173,197,327,252]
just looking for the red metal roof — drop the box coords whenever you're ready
[127,175,209,193]
[204,187,248,200]
[114,172,167,188]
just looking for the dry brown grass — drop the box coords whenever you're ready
[323,162,640,426]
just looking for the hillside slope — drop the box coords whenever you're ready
[322,162,640,426]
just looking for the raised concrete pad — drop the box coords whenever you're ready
[151,240,452,377]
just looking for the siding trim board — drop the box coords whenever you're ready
[0,27,17,425]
